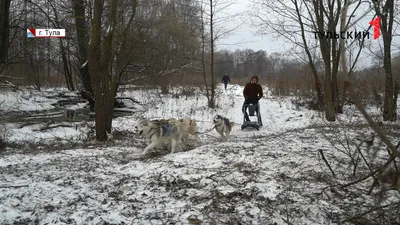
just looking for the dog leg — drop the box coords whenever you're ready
[225,131,230,141]
[142,142,158,155]
[170,138,178,153]
[193,133,199,147]
[182,133,189,147]
[157,143,163,150]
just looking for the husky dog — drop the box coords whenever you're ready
[213,115,234,141]
[178,118,198,146]
[164,118,198,147]
[135,118,182,155]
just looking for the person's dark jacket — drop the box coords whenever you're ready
[222,75,230,83]
[243,75,263,101]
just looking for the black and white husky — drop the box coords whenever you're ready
[213,115,234,141]
[135,118,182,155]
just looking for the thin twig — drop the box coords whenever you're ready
[341,202,400,223]
[319,149,336,178]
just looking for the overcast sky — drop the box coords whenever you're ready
[215,0,400,69]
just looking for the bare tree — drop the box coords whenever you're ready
[0,0,11,68]
[88,0,137,141]
[0,0,11,150]
[250,0,369,121]
[73,0,94,108]
[371,0,397,121]
[250,0,324,110]
[200,0,241,108]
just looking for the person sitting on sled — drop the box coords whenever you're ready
[242,75,263,122]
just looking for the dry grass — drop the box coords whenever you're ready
[2,63,388,105]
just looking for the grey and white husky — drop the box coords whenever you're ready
[135,118,182,155]
[213,115,234,141]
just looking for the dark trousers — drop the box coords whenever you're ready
[242,99,258,121]
[223,82,228,90]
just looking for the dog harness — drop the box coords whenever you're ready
[161,123,177,137]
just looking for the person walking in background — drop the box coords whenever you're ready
[221,73,230,90]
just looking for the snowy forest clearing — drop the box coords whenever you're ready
[0,85,399,224]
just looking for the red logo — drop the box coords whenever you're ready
[369,16,380,40]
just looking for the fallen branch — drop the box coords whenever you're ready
[0,79,23,92]
[341,155,396,189]
[0,75,24,80]
[353,139,373,175]
[115,97,141,104]
[368,141,400,194]
[344,90,400,192]
[318,149,336,178]
[0,184,29,188]
[341,202,400,223]
[19,122,41,128]
[37,124,75,131]
[350,96,398,157]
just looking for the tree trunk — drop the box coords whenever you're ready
[88,0,107,141]
[381,0,396,121]
[88,0,123,141]
[93,80,109,141]
[324,62,336,121]
[73,0,93,96]
[0,0,10,150]
[332,37,341,113]
[0,0,11,65]
[339,0,350,111]
[394,81,399,112]
[315,0,335,121]
[209,0,216,108]
[200,2,210,105]
[293,0,323,109]
[59,39,74,91]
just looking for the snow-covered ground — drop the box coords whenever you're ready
[0,84,399,224]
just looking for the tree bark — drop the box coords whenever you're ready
[0,0,10,150]
[394,81,399,112]
[314,0,335,121]
[59,39,74,91]
[0,0,11,65]
[200,2,210,105]
[293,0,324,110]
[209,0,215,108]
[88,0,107,141]
[378,0,396,121]
[73,0,93,98]
[88,0,134,141]
[339,0,350,112]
